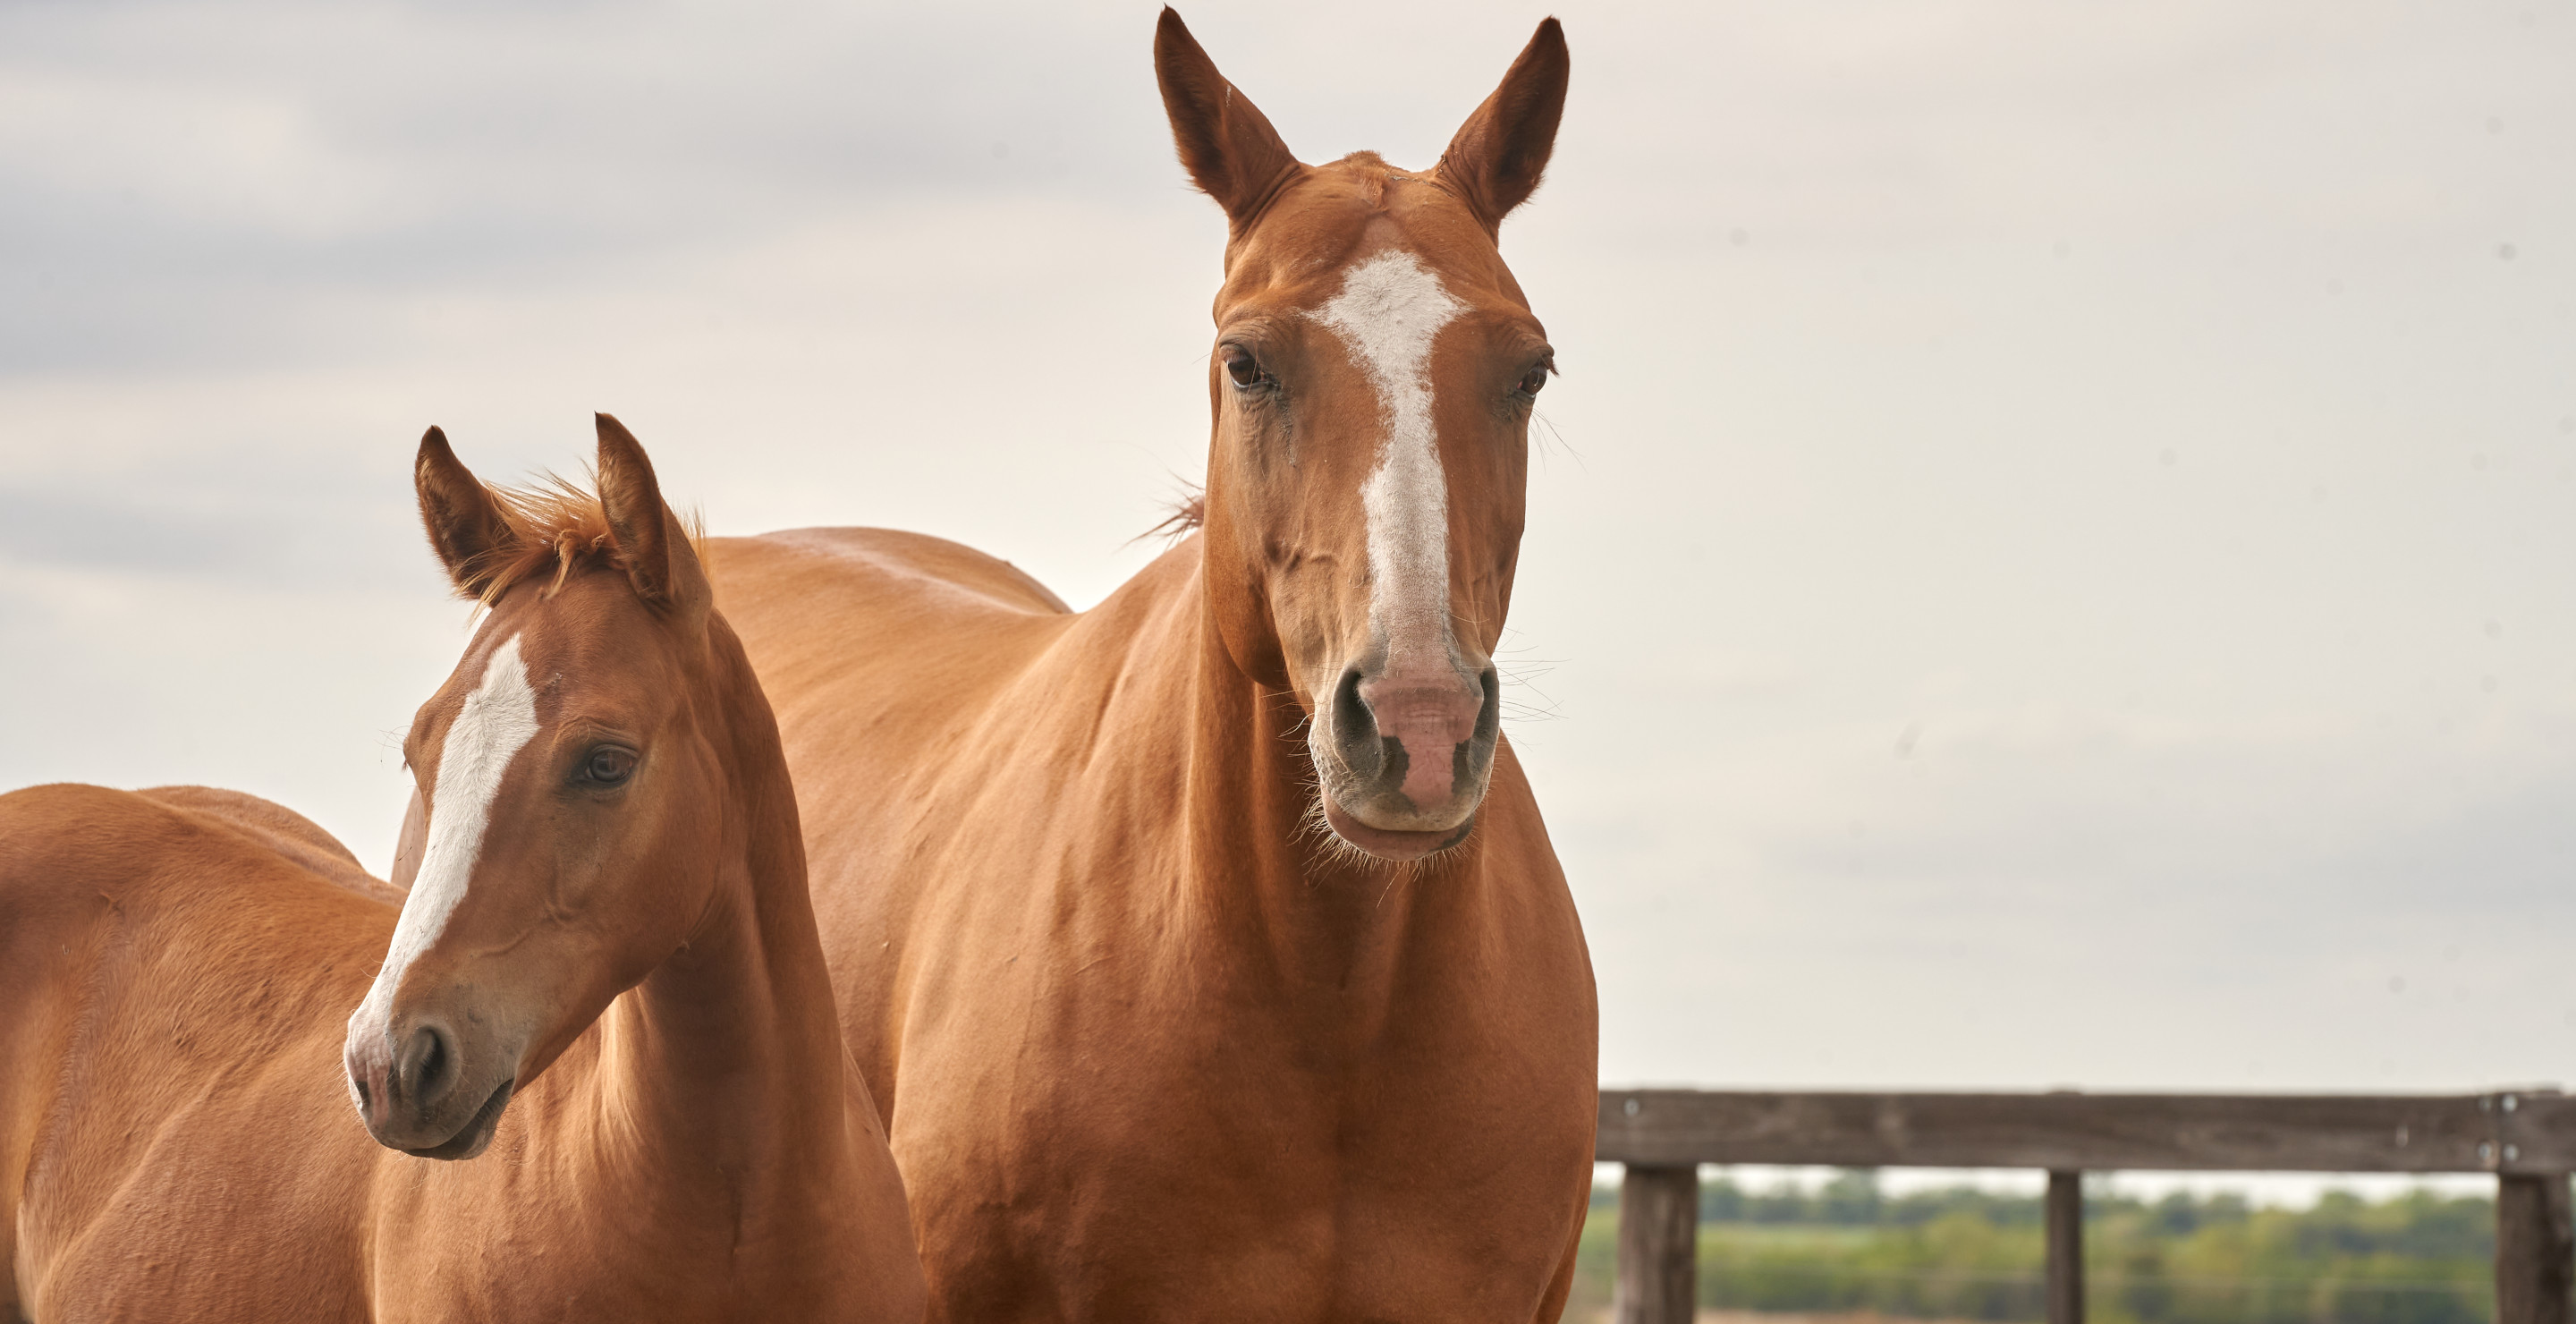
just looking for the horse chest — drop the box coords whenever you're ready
[886,893,1594,1322]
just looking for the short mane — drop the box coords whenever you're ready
[1142,486,1206,543]
[458,473,699,605]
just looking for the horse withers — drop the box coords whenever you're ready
[707,11,1597,1320]
[0,417,923,1321]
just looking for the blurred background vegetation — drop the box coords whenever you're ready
[1568,1170,2496,1324]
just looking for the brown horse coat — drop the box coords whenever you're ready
[0,419,924,1321]
[705,13,1597,1320]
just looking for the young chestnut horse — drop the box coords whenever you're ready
[705,13,1596,1320]
[0,418,923,1322]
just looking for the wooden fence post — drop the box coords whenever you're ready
[1614,1163,1699,1324]
[2498,1172,2573,1324]
[2045,1169,2084,1324]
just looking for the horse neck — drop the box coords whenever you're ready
[1167,552,1478,998]
[577,632,857,1266]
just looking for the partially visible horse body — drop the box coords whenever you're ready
[709,13,1597,1320]
[0,419,924,1322]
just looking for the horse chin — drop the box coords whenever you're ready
[1322,799,1475,862]
[402,1078,514,1162]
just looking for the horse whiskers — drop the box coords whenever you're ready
[1288,778,1455,887]
[1292,794,1375,882]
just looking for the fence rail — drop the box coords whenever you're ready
[1596,1089,2575,1324]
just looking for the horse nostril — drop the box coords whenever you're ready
[1330,668,1382,773]
[398,1023,456,1109]
[1332,669,1371,736]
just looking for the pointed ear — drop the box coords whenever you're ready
[415,426,517,597]
[1436,18,1570,233]
[1154,7,1303,230]
[593,412,707,614]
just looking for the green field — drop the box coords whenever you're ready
[1568,1172,2496,1324]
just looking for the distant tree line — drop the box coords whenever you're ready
[1573,1170,2497,1324]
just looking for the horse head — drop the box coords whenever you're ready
[1157,10,1568,861]
[344,416,734,1158]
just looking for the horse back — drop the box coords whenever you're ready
[139,785,398,903]
[704,528,1084,811]
[706,527,1072,624]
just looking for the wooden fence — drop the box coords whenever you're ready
[1596,1089,2576,1324]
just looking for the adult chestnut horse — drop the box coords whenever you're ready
[707,13,1596,1320]
[0,418,924,1321]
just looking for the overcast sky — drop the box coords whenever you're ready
[4,0,2572,1106]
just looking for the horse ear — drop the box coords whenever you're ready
[1436,18,1569,233]
[592,413,707,614]
[1154,7,1303,230]
[415,427,516,597]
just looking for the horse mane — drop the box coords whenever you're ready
[462,473,700,605]
[1338,153,1388,210]
[1141,486,1206,544]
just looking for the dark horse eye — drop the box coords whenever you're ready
[1220,344,1267,389]
[1519,362,1551,396]
[580,746,638,786]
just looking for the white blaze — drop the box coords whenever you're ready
[351,632,541,1033]
[1313,250,1469,665]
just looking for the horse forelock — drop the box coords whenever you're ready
[456,474,704,607]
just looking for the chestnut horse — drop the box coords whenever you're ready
[705,12,1596,1320]
[0,418,924,1321]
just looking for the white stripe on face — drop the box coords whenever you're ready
[1313,250,1470,668]
[351,632,541,1034]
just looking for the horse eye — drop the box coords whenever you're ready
[1220,344,1267,389]
[580,746,637,786]
[1519,362,1551,396]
